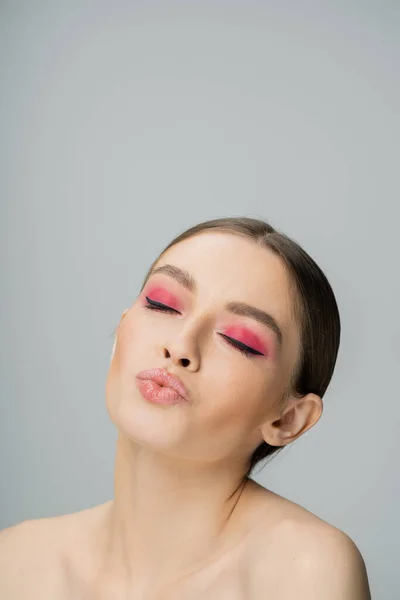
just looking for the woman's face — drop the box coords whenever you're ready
[106,232,301,466]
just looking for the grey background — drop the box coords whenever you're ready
[1,1,398,597]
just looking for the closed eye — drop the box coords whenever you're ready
[144,296,180,314]
[144,297,264,358]
[218,333,264,357]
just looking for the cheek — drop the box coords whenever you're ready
[207,361,265,415]
[114,310,149,364]
[207,357,280,423]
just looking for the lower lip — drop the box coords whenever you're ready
[135,378,187,405]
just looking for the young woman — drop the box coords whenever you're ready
[0,217,371,599]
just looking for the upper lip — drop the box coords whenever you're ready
[136,368,189,401]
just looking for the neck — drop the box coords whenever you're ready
[100,432,251,593]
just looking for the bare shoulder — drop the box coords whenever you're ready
[247,485,371,599]
[0,504,109,599]
[273,514,371,599]
[0,517,54,567]
[0,517,64,598]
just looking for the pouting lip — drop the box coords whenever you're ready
[136,368,189,401]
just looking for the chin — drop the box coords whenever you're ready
[105,379,191,454]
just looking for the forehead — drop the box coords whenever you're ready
[156,231,298,339]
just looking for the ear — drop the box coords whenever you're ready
[115,308,129,336]
[120,308,129,323]
[110,309,129,363]
[260,392,323,447]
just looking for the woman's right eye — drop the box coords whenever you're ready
[144,296,180,314]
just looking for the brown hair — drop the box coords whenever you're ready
[138,217,341,478]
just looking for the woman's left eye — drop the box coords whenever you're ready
[144,296,263,358]
[218,333,264,357]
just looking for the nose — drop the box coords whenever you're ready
[162,343,200,371]
[162,328,202,372]
[163,348,191,369]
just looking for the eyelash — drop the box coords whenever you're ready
[144,297,264,357]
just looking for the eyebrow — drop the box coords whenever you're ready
[149,263,283,348]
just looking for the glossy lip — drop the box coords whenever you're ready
[136,368,189,401]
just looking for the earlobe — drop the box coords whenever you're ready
[260,393,323,447]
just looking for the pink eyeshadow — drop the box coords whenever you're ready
[223,325,269,355]
[144,285,181,310]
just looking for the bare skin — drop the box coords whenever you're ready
[0,232,371,598]
[0,482,370,599]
